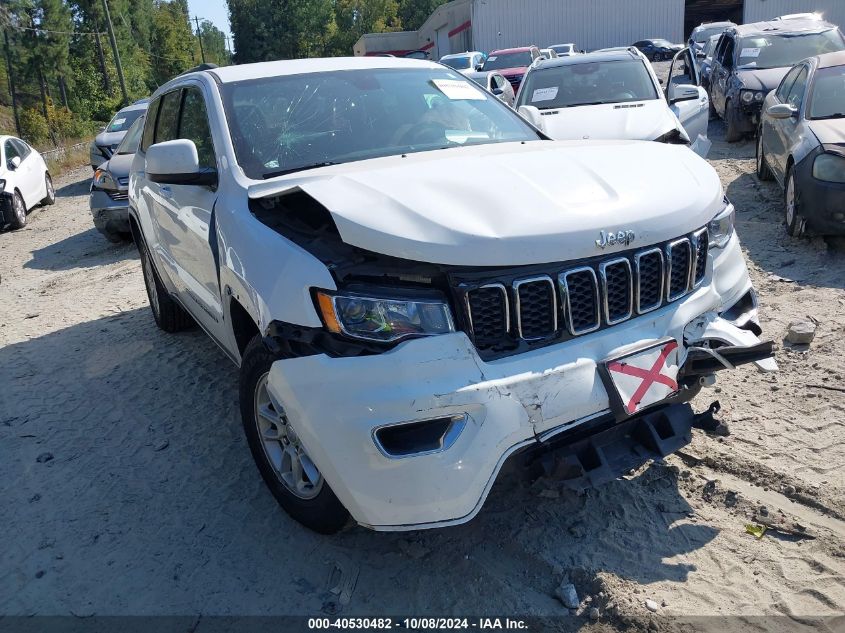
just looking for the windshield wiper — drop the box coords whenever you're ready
[262,161,340,179]
[815,113,845,120]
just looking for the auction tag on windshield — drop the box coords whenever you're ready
[111,117,126,126]
[532,87,559,102]
[432,79,485,100]
[740,48,761,58]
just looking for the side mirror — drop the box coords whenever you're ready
[767,103,797,119]
[668,83,700,103]
[492,87,504,96]
[146,139,217,187]
[696,51,706,59]
[475,63,484,71]
[518,105,545,131]
[8,156,21,170]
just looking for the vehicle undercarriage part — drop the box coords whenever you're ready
[525,403,696,492]
[690,400,729,435]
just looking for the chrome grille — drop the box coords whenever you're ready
[600,258,633,325]
[514,276,557,340]
[666,238,692,301]
[458,228,708,359]
[107,190,128,201]
[561,267,600,335]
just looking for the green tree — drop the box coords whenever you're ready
[149,0,196,86]
[328,0,400,56]
[198,19,230,66]
[397,0,446,31]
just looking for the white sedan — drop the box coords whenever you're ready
[515,47,710,157]
[0,135,55,230]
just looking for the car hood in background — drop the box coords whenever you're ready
[808,119,845,145]
[247,141,722,266]
[93,130,126,149]
[736,67,790,92]
[104,152,135,180]
[538,100,679,143]
[492,66,528,78]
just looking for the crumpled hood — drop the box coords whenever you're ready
[808,119,845,145]
[537,100,678,141]
[247,141,723,266]
[736,67,790,92]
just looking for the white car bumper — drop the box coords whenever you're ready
[266,234,764,530]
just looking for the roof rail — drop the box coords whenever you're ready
[179,62,219,76]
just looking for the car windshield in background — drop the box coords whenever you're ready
[518,60,658,109]
[693,28,724,43]
[442,56,472,70]
[483,52,532,70]
[651,39,674,47]
[115,116,145,154]
[737,30,845,69]
[809,66,845,119]
[220,68,540,180]
[106,109,144,133]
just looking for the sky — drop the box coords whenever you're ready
[187,0,233,51]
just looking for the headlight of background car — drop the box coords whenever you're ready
[316,291,455,343]
[92,168,119,191]
[709,202,736,248]
[812,153,845,184]
[740,90,765,104]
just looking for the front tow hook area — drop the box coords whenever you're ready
[532,403,696,493]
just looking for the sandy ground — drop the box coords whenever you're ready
[2,108,844,630]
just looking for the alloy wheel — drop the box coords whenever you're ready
[13,194,25,223]
[253,373,323,500]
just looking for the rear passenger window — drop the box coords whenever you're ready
[178,88,216,170]
[12,138,31,159]
[141,98,160,152]
[154,90,182,144]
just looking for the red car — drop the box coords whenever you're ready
[480,46,541,94]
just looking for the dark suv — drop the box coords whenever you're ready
[709,19,845,141]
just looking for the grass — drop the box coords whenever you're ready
[40,139,93,177]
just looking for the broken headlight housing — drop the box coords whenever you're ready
[315,290,455,343]
[93,168,119,191]
[708,201,736,249]
[740,90,765,105]
[812,153,845,183]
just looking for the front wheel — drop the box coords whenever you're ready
[756,130,773,181]
[41,173,55,206]
[8,191,27,230]
[785,169,805,237]
[240,335,349,534]
[724,100,743,142]
[138,239,193,332]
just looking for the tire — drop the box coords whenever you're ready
[101,229,126,244]
[138,238,193,332]
[784,168,805,237]
[8,190,27,230]
[240,335,349,534]
[41,173,55,206]
[724,100,744,143]
[756,130,773,181]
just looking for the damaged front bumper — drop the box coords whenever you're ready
[265,234,774,530]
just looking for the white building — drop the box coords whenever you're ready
[353,0,845,57]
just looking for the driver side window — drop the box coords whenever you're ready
[776,66,802,102]
[5,140,20,166]
[720,38,735,68]
[784,67,809,111]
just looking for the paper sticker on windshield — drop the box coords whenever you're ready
[486,56,497,62]
[111,117,127,127]
[532,87,559,102]
[740,48,761,58]
[432,79,485,100]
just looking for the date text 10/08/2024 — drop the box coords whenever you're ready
[307,617,530,630]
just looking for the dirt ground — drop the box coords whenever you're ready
[1,115,844,630]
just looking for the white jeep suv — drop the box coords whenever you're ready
[129,57,774,533]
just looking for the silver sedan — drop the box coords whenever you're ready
[756,51,845,237]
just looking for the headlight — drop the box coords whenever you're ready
[812,153,845,183]
[315,290,455,343]
[0,179,5,193]
[740,90,764,104]
[708,202,736,249]
[93,168,119,191]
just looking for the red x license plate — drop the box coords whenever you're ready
[602,339,680,418]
